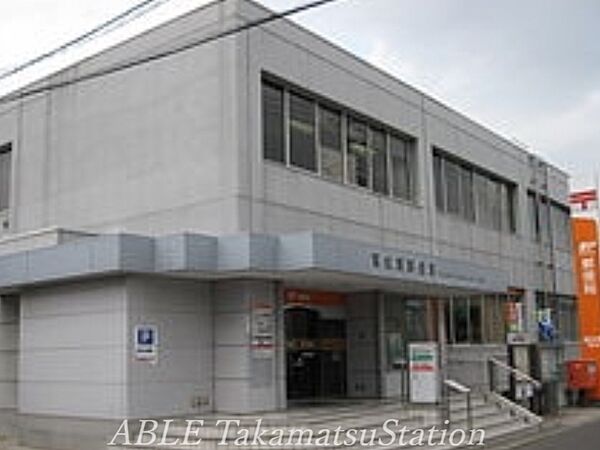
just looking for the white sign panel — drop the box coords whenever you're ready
[134,324,158,363]
[409,342,440,404]
[251,302,275,359]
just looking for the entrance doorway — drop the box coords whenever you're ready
[284,290,347,401]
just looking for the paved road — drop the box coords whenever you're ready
[516,417,600,450]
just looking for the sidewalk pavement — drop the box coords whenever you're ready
[488,406,600,449]
[3,407,600,450]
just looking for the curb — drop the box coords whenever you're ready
[486,410,600,450]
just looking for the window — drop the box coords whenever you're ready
[445,159,460,215]
[262,83,285,163]
[0,144,11,212]
[453,297,470,343]
[319,107,343,182]
[487,178,501,231]
[261,76,418,202]
[459,165,475,222]
[474,172,488,227]
[289,93,316,171]
[434,148,517,233]
[347,118,370,188]
[528,192,540,240]
[390,135,414,200]
[447,295,506,344]
[551,204,571,250]
[434,153,444,211]
[371,128,388,194]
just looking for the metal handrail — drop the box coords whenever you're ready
[443,378,473,430]
[488,357,542,389]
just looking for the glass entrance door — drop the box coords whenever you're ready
[285,305,347,401]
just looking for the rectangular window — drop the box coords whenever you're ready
[0,144,11,212]
[488,178,501,231]
[459,165,475,222]
[453,297,470,343]
[528,192,540,240]
[371,128,388,195]
[289,93,316,171]
[474,172,488,227]
[391,135,414,200]
[470,301,482,343]
[505,186,517,233]
[262,82,285,163]
[319,106,343,182]
[445,159,460,215]
[347,118,370,188]
[433,153,444,211]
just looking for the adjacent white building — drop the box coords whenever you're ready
[0,0,576,448]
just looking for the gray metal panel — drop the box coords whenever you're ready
[154,233,217,272]
[0,231,509,293]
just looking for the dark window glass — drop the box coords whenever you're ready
[470,301,482,343]
[453,297,469,343]
[262,82,285,163]
[505,185,517,233]
[459,165,475,222]
[371,128,388,194]
[391,135,413,200]
[0,144,11,211]
[434,153,444,211]
[347,118,370,188]
[488,178,502,231]
[474,172,488,227]
[405,299,428,342]
[319,106,343,182]
[289,93,316,171]
[445,159,460,215]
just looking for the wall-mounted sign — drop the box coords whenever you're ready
[506,301,524,333]
[134,324,158,363]
[409,342,439,404]
[572,217,600,400]
[251,302,275,359]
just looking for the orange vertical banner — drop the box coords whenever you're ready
[572,217,600,400]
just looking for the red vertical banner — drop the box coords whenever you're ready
[572,217,600,399]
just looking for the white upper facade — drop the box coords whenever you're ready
[0,0,572,295]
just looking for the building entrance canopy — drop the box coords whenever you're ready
[0,231,509,295]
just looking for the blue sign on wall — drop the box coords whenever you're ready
[134,324,158,362]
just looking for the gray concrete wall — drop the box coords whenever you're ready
[0,0,573,303]
[125,277,212,418]
[346,292,380,398]
[213,280,283,413]
[0,295,18,435]
[238,0,573,305]
[447,344,509,393]
[0,0,242,239]
[18,279,128,418]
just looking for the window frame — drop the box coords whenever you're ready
[0,143,12,214]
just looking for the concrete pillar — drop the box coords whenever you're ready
[0,295,18,435]
[346,292,380,398]
[213,280,282,412]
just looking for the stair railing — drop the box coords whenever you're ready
[487,357,543,411]
[442,378,473,430]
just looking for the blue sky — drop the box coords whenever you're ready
[1,0,599,190]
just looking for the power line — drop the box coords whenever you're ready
[0,0,173,81]
[0,0,345,106]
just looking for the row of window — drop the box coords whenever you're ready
[536,293,579,341]
[527,193,572,250]
[262,79,417,201]
[263,78,576,244]
[445,294,516,344]
[434,150,517,233]
[0,143,11,213]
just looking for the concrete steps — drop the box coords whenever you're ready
[109,394,542,450]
